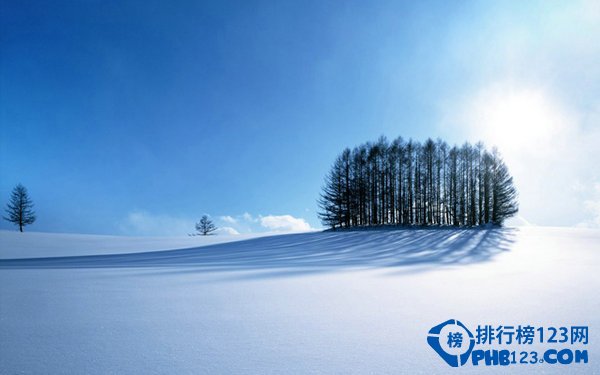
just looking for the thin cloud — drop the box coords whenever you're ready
[216,226,241,235]
[220,215,238,225]
[119,210,195,237]
[215,212,315,233]
[242,212,258,222]
[577,183,600,228]
[259,214,313,232]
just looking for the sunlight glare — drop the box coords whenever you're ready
[469,88,566,159]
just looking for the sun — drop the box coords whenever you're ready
[468,87,566,159]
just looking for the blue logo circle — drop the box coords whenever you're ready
[427,319,475,367]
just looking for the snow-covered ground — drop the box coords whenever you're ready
[0,230,270,258]
[0,227,598,374]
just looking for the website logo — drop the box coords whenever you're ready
[427,319,475,367]
[427,319,589,368]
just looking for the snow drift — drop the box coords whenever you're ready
[0,227,598,374]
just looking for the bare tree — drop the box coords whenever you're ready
[4,183,36,232]
[318,156,345,229]
[490,149,519,225]
[318,137,518,229]
[195,215,217,235]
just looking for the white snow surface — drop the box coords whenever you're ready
[0,226,598,374]
[0,230,270,258]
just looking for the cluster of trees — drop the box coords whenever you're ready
[318,136,518,229]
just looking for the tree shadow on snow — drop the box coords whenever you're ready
[0,228,517,277]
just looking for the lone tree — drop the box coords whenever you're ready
[4,183,36,232]
[195,215,217,235]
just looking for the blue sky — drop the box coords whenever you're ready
[1,0,599,235]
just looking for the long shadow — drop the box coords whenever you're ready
[0,228,517,275]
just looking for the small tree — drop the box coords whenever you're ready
[4,183,36,232]
[195,215,217,235]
